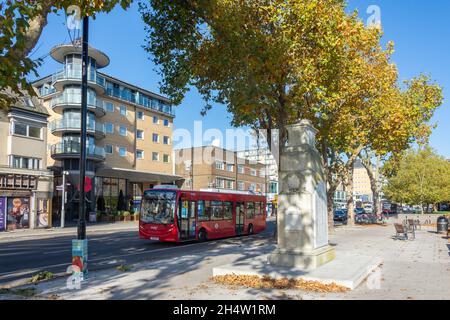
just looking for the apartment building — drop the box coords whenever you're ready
[0,90,53,231]
[174,146,266,193]
[237,148,278,194]
[32,40,182,223]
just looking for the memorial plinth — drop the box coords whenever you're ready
[268,120,335,269]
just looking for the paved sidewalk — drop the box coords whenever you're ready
[0,222,138,242]
[3,224,449,300]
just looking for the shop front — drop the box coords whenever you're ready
[0,170,53,231]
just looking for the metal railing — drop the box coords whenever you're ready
[49,118,105,135]
[50,141,105,160]
[51,63,106,88]
[50,92,105,113]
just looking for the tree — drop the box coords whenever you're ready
[0,0,132,110]
[383,147,450,213]
[359,75,443,215]
[141,0,409,229]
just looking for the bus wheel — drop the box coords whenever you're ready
[248,224,254,235]
[198,229,207,242]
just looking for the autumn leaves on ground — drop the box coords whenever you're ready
[211,275,350,293]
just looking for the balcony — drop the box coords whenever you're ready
[50,93,106,117]
[51,64,106,93]
[49,118,106,139]
[51,141,105,162]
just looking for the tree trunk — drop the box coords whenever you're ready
[345,166,355,226]
[327,185,337,232]
[361,159,381,216]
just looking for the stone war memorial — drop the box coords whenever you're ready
[213,120,382,290]
[268,120,335,269]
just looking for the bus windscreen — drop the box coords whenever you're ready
[140,190,176,225]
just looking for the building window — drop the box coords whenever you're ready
[119,147,127,157]
[249,183,256,191]
[163,136,170,145]
[28,126,41,139]
[237,165,244,174]
[105,122,114,134]
[136,150,144,160]
[152,116,159,124]
[163,154,170,163]
[237,181,245,191]
[13,123,27,136]
[137,111,144,120]
[152,133,159,143]
[119,126,127,136]
[226,164,234,172]
[250,168,257,176]
[163,119,169,127]
[104,101,114,112]
[105,144,113,154]
[215,161,224,170]
[9,155,41,170]
[12,122,41,139]
[136,129,144,140]
[225,180,234,189]
[119,105,127,116]
[215,177,225,189]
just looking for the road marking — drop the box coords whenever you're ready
[0,233,270,283]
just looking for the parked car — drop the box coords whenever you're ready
[363,204,374,214]
[334,209,348,224]
[354,207,365,215]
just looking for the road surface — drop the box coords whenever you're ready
[0,220,275,286]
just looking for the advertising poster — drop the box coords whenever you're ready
[72,239,88,280]
[6,197,30,230]
[37,199,49,228]
[0,197,6,231]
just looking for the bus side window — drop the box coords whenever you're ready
[255,202,261,215]
[224,201,233,220]
[190,201,196,218]
[198,200,209,221]
[211,200,223,220]
[246,202,255,219]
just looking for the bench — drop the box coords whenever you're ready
[394,223,408,240]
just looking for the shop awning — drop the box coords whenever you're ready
[95,167,184,185]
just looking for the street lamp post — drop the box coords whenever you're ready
[70,15,89,282]
[61,170,69,228]
[77,15,89,241]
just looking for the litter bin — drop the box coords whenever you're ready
[89,211,97,223]
[436,216,448,234]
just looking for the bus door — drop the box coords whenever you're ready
[178,199,197,241]
[235,202,245,235]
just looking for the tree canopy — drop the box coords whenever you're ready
[0,0,132,110]
[383,147,450,208]
[140,0,443,224]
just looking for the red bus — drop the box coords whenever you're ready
[139,187,267,242]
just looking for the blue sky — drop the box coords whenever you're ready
[29,0,449,157]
